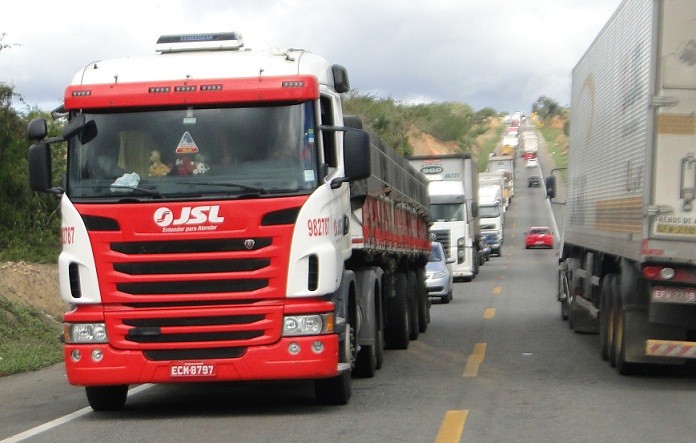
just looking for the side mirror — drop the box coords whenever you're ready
[471,201,479,219]
[545,175,556,199]
[28,143,53,192]
[343,129,371,181]
[27,118,48,142]
[62,113,98,144]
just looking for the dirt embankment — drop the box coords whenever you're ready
[0,262,66,320]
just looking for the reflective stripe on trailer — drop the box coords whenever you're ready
[645,339,696,359]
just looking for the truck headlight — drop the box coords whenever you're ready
[282,314,334,336]
[65,323,108,344]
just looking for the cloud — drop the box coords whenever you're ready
[1,0,622,113]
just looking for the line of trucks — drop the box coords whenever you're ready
[25,32,518,411]
[546,0,696,373]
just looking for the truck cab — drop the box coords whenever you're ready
[427,180,477,281]
[478,185,505,246]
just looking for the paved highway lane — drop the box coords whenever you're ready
[3,153,696,443]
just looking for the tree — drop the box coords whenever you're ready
[532,95,562,120]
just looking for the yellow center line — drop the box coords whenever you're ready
[435,410,469,443]
[463,342,487,377]
[483,308,495,319]
[493,286,502,295]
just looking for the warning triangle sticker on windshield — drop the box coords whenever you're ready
[175,131,199,154]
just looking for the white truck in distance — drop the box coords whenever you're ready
[480,169,512,209]
[409,154,481,282]
[546,0,696,374]
[521,131,538,156]
[478,184,504,252]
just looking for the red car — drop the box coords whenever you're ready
[525,226,554,249]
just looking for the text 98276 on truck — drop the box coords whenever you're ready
[27,32,432,409]
[546,0,696,374]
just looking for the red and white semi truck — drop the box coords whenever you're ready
[27,32,431,409]
[547,0,696,373]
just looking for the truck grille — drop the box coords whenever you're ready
[431,229,451,257]
[76,198,306,353]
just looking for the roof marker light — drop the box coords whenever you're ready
[149,86,171,93]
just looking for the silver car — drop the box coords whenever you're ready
[426,242,454,303]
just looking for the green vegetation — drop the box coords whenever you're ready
[1,35,64,263]
[477,124,505,172]
[0,296,63,376]
[342,92,500,157]
[533,94,570,181]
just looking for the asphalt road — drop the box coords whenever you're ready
[2,132,695,443]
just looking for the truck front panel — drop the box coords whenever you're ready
[57,85,356,385]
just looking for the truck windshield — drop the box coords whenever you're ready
[66,102,319,199]
[479,203,502,218]
[430,203,465,222]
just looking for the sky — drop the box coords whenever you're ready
[1,0,624,114]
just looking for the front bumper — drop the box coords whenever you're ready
[426,276,450,297]
[64,335,340,385]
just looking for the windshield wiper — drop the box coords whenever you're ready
[107,185,164,198]
[177,181,268,194]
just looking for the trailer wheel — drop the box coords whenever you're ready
[85,385,129,411]
[611,293,639,375]
[385,272,410,350]
[599,274,617,361]
[407,270,420,340]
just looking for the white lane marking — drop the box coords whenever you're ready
[1,384,153,443]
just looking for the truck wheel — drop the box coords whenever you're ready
[315,369,352,405]
[416,269,429,333]
[407,270,420,340]
[353,282,378,378]
[611,293,639,375]
[599,274,617,361]
[385,272,410,350]
[85,385,129,411]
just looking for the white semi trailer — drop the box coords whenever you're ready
[546,0,696,374]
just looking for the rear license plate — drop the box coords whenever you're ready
[170,362,216,377]
[652,286,696,304]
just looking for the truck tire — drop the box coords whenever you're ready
[315,369,351,405]
[599,274,617,361]
[385,272,410,350]
[611,289,639,375]
[85,385,129,411]
[407,270,420,340]
[353,279,378,378]
[416,268,429,333]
